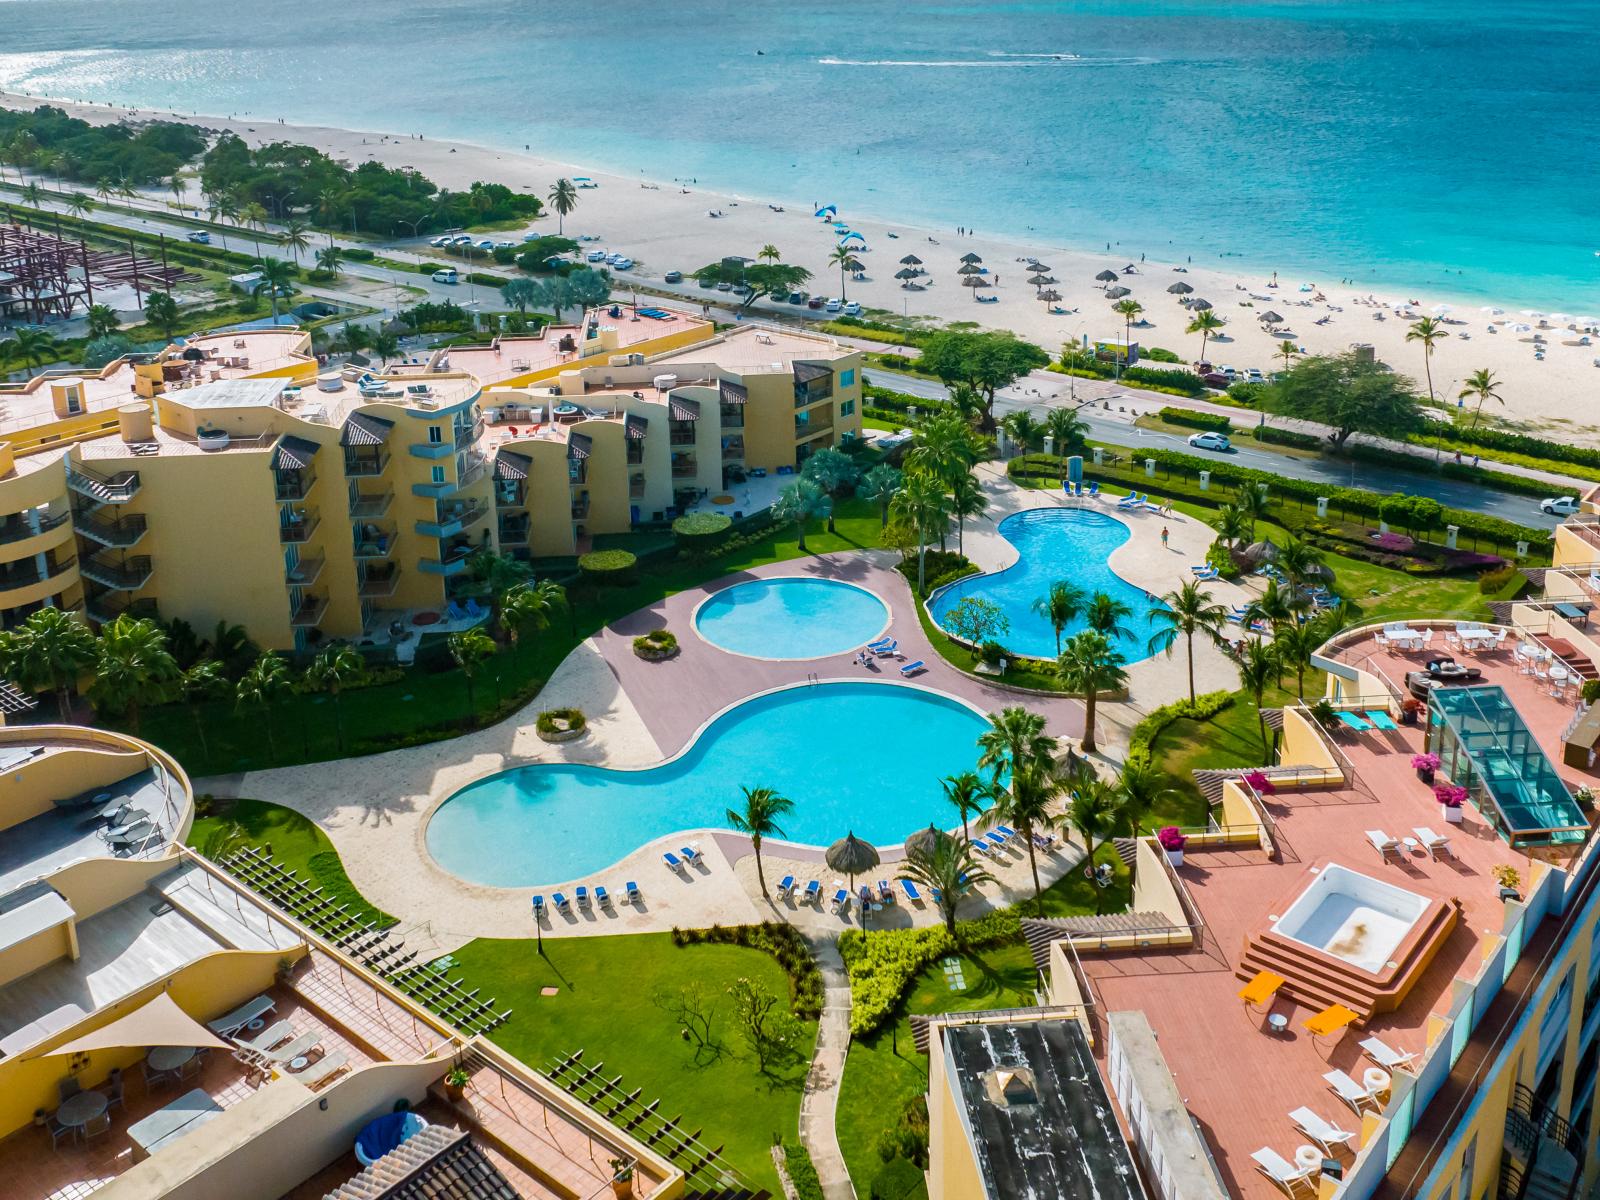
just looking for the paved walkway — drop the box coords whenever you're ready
[799,938,857,1200]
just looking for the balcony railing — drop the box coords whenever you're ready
[498,518,530,545]
[358,565,401,598]
[285,554,326,587]
[671,462,697,478]
[456,417,485,449]
[275,470,317,502]
[350,488,395,519]
[0,510,72,547]
[796,416,834,439]
[290,592,329,626]
[279,513,321,544]
[353,527,396,560]
[85,594,158,625]
[0,555,77,594]
[79,554,151,592]
[722,443,745,462]
[67,464,140,504]
[74,512,147,549]
[344,450,391,478]
[416,498,490,539]
[669,429,696,446]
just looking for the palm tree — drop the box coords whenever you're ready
[336,321,370,359]
[315,245,346,277]
[891,471,951,593]
[1235,480,1271,527]
[1085,592,1133,642]
[827,245,856,304]
[1032,580,1086,658]
[92,616,180,736]
[462,549,533,629]
[757,243,781,263]
[1406,315,1446,406]
[179,659,228,759]
[94,177,116,207]
[898,835,994,935]
[6,328,59,376]
[236,652,293,762]
[726,786,794,898]
[447,628,496,716]
[1213,502,1252,550]
[369,330,401,367]
[907,411,980,486]
[1043,406,1089,457]
[947,470,986,557]
[1459,368,1504,429]
[1235,637,1279,755]
[167,172,186,209]
[66,192,93,220]
[1278,339,1298,375]
[941,771,992,843]
[1146,580,1229,702]
[1001,409,1042,454]
[1112,298,1144,352]
[548,178,578,234]
[281,218,311,265]
[1068,776,1118,911]
[1056,630,1128,753]
[144,291,180,339]
[772,479,828,552]
[241,201,269,255]
[20,181,43,207]
[989,759,1064,910]
[252,257,296,324]
[1274,535,1325,594]
[1114,758,1175,839]
[858,464,903,528]
[1185,309,1225,362]
[0,606,97,718]
[977,706,1056,791]
[500,580,565,648]
[304,643,365,752]
[211,191,239,246]
[1272,620,1321,699]
[85,304,120,339]
[1243,578,1310,636]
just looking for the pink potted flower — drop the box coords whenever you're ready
[1434,783,1468,824]
[1411,752,1441,785]
[1157,826,1187,867]
[1242,770,1276,796]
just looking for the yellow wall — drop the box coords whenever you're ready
[0,920,73,989]
[523,439,577,556]
[571,417,630,536]
[926,1035,986,1200]
[1279,707,1343,781]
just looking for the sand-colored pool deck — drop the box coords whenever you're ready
[201,470,1256,953]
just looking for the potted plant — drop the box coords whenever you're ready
[608,1157,636,1199]
[1400,697,1424,727]
[1577,785,1595,812]
[443,1066,470,1101]
[1434,783,1468,824]
[1242,770,1276,797]
[1411,753,1441,785]
[1493,864,1522,902]
[1157,826,1187,868]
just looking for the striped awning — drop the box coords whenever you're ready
[624,413,649,440]
[0,680,37,714]
[792,362,833,384]
[495,451,531,481]
[340,412,394,447]
[668,396,701,422]
[272,435,320,471]
[568,432,592,460]
[718,379,748,406]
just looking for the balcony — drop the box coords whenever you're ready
[275,469,317,502]
[0,555,77,599]
[719,406,745,429]
[279,512,321,544]
[0,510,72,547]
[722,440,746,462]
[85,594,157,625]
[359,564,401,598]
[409,454,488,500]
[796,415,834,440]
[669,429,697,447]
[67,464,140,504]
[418,553,473,577]
[671,457,698,479]
[290,591,330,626]
[498,517,530,546]
[350,488,395,519]
[416,498,490,539]
[456,417,486,449]
[74,512,148,549]
[79,554,152,592]
[344,449,390,477]
[409,440,454,460]
[353,526,396,560]
[285,554,326,587]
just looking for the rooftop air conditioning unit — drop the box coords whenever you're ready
[654,374,678,391]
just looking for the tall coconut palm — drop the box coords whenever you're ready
[1067,776,1118,912]
[251,257,296,324]
[167,172,186,209]
[858,464,903,528]
[988,759,1065,911]
[976,706,1056,791]
[1043,406,1090,457]
[1274,535,1325,594]
[179,659,228,760]
[0,605,97,718]
[94,177,116,206]
[907,411,980,486]
[827,245,856,304]
[315,245,345,277]
[1114,758,1176,839]
[92,616,180,736]
[66,191,93,220]
[547,177,578,234]
[1406,316,1446,406]
[20,181,43,207]
[941,771,992,844]
[1459,368,1504,429]
[947,470,986,557]
[370,330,401,367]
[757,243,781,263]
[1185,309,1225,362]
[898,836,994,935]
[1112,298,1144,351]
[772,478,828,552]
[891,471,951,593]
[1235,637,1279,755]
[6,328,59,376]
[241,201,269,255]
[1213,502,1252,550]
[1272,619,1321,699]
[1278,339,1298,375]
[1146,580,1230,701]
[236,652,293,762]
[1085,592,1133,642]
[1243,578,1310,636]
[462,549,533,630]
[1032,580,1086,658]
[304,643,365,752]
[280,217,311,265]
[726,786,795,898]
[1056,630,1128,753]
[447,628,496,716]
[1001,409,1042,454]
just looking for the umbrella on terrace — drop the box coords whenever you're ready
[1095,269,1120,285]
[899,254,923,266]
[1104,285,1132,299]
[1167,281,1194,295]
[827,831,882,932]
[960,252,984,264]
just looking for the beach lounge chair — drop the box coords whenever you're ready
[625,881,642,905]
[1087,481,1099,497]
[531,895,546,918]
[877,880,895,904]
[996,826,1017,838]
[1239,969,1286,1011]
[899,660,927,678]
[1335,711,1373,732]
[775,875,795,899]
[1360,1036,1416,1071]
[1365,710,1399,731]
[1191,565,1219,580]
[969,838,992,856]
[1412,825,1452,860]
[253,1031,321,1070]
[831,888,851,913]
[983,831,1009,849]
[873,639,899,658]
[231,1020,294,1061]
[680,845,701,866]
[663,851,684,872]
[594,885,611,909]
[1291,1106,1355,1155]
[1252,1147,1316,1197]
[575,886,590,910]
[1325,1068,1381,1115]
[1365,829,1400,862]
[803,879,821,904]
[1032,831,1058,850]
[1304,1003,1360,1041]
[208,994,275,1038]
[294,1052,349,1090]
[900,879,923,904]
[101,819,154,845]
[866,637,894,652]
[552,892,571,913]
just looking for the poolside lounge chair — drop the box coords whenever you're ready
[775,875,795,899]
[969,839,992,857]
[531,895,546,918]
[1365,829,1400,862]
[680,845,701,866]
[552,892,571,913]
[1117,492,1143,509]
[899,879,923,904]
[1325,1068,1382,1115]
[1365,710,1399,731]
[983,831,1009,850]
[1335,711,1373,732]
[625,881,642,905]
[899,660,927,678]
[294,1052,349,1090]
[1413,826,1453,860]
[231,1021,294,1061]
[1191,565,1219,580]
[1032,831,1058,850]
[1252,1147,1316,1197]
[1304,1003,1360,1041]
[1291,1106,1355,1155]
[253,1031,321,1070]
[208,994,275,1038]
[1087,481,1099,497]
[594,885,611,909]
[873,639,899,658]
[859,884,875,909]
[1360,1036,1416,1071]
[803,879,821,905]
[575,886,590,910]
[831,888,850,913]
[1238,969,1286,1010]
[866,637,894,652]
[877,880,895,905]
[101,819,154,846]
[663,851,684,872]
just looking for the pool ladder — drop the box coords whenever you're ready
[805,672,820,686]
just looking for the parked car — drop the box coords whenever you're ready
[494,240,516,249]
[605,253,624,265]
[474,239,495,250]
[611,258,633,271]
[825,298,843,313]
[451,235,474,246]
[788,291,808,305]
[716,281,733,292]
[698,276,718,289]
[586,249,607,262]
[429,235,452,247]
[1244,367,1264,383]
[431,268,459,285]
[1542,496,1581,516]
[1217,365,1238,379]
[185,231,210,244]
[663,270,683,284]
[842,301,862,316]
[1200,372,1231,388]
[1187,431,1232,452]
[807,297,826,309]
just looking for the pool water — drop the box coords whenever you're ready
[694,577,889,660]
[425,682,988,887]
[928,508,1155,662]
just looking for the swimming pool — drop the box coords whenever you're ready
[928,508,1155,662]
[425,682,988,887]
[694,577,889,660]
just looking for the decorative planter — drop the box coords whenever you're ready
[633,644,679,662]
[610,1181,635,1200]
[1165,849,1184,868]
[197,429,231,452]
[1441,805,1464,824]
[1416,767,1435,785]
[536,724,587,745]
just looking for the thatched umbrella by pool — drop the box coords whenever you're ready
[905,824,952,860]
[899,254,923,266]
[1243,539,1279,565]
[1105,285,1132,300]
[960,251,983,264]
[827,831,881,930]
[1167,281,1194,295]
[1095,269,1120,285]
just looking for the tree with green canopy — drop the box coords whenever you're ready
[918,330,1050,433]
[1264,350,1422,450]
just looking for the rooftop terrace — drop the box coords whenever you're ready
[651,323,855,375]
[437,305,709,387]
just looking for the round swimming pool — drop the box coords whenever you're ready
[693,577,889,660]
[928,507,1157,662]
[425,682,987,886]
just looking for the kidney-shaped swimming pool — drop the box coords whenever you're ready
[425,681,989,887]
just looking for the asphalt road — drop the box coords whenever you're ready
[868,368,1561,533]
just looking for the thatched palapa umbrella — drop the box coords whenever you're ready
[960,252,983,264]
[963,276,989,298]
[957,262,982,276]
[827,831,881,930]
[1028,272,1050,286]
[1105,285,1132,300]
[905,824,952,860]
[1095,269,1120,285]
[1167,281,1194,295]
[1190,298,1213,310]
[895,268,919,287]
[899,254,923,266]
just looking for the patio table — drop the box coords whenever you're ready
[146,1046,197,1073]
[57,1089,107,1130]
[128,1088,223,1161]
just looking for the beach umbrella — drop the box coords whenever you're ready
[1243,539,1278,564]
[1480,305,1504,315]
[1167,281,1194,295]
[815,204,837,217]
[827,831,882,932]
[960,252,983,264]
[1028,273,1050,286]
[905,824,952,860]
[899,254,923,265]
[1030,263,1052,272]
[1040,289,1062,302]
[958,262,982,275]
[1095,269,1119,284]
[1190,298,1213,310]
[895,268,918,287]
[1258,311,1284,324]
[1431,303,1453,315]
[841,231,866,242]
[1104,285,1131,299]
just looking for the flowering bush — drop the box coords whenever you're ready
[1156,826,1187,851]
[1433,784,1469,808]
[1411,753,1441,771]
[1242,771,1276,796]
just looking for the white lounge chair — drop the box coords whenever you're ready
[207,994,274,1037]
[1365,829,1400,863]
[1360,1036,1416,1071]
[1325,1068,1380,1115]
[1252,1147,1316,1197]
[293,1052,348,1090]
[232,1020,294,1059]
[1290,1106,1355,1155]
[1412,826,1453,860]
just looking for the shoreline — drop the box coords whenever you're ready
[4,88,1599,441]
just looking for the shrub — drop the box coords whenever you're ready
[838,909,1020,1035]
[671,511,732,556]
[342,247,376,261]
[535,707,586,736]
[1123,364,1207,396]
[1144,345,1181,363]
[1227,381,1270,405]
[897,550,972,593]
[1248,424,1322,450]
[578,548,637,585]
[1124,690,1234,771]
[1584,679,1600,705]
[1478,563,1520,593]
[1158,406,1230,432]
[782,1140,826,1200]
[632,629,679,659]
[81,335,135,369]
[870,1156,925,1200]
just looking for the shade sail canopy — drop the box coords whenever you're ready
[29,992,229,1060]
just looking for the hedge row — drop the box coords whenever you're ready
[1159,406,1231,432]
[1126,691,1235,772]
[1420,423,1600,474]
[1247,424,1322,450]
[838,909,1021,1035]
[671,921,824,1019]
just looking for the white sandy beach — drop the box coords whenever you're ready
[6,90,1599,440]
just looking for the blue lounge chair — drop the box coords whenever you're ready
[1087,481,1100,497]
[446,600,470,621]
[575,886,590,909]
[1366,710,1399,731]
[552,892,570,912]
[1335,711,1374,732]
[463,597,486,619]
[877,880,895,904]
[625,881,641,905]
[996,826,1017,839]
[680,845,700,866]
[803,879,821,904]
[931,887,945,905]
[900,660,927,678]
[970,838,992,856]
[594,885,611,908]
[775,875,795,899]
[1191,565,1219,579]
[873,639,899,658]
[984,831,1009,849]
[858,884,874,909]
[831,888,850,912]
[530,895,546,919]
[663,851,683,871]
[866,636,894,650]
[900,879,923,904]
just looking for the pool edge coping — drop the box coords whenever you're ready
[688,574,894,663]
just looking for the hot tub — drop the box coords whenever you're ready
[1271,863,1430,974]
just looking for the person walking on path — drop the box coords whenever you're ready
[1160,526,1170,549]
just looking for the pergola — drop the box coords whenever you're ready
[0,217,199,323]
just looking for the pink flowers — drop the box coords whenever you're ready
[1242,770,1276,796]
[1411,753,1441,771]
[1433,784,1469,808]
[1157,826,1187,851]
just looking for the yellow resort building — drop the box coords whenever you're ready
[0,720,684,1200]
[0,308,859,652]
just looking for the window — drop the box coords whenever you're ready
[840,368,855,388]
[64,387,83,415]
[840,399,856,417]
[428,424,443,444]
[432,465,446,484]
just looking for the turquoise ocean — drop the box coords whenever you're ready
[1,0,1596,307]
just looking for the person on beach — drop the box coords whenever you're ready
[1160,526,1169,549]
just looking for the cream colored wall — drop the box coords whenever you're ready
[571,418,630,536]
[0,921,73,989]
[524,440,578,556]
[1552,524,1596,570]
[1280,707,1343,780]
[0,745,148,831]
[926,1037,986,1200]
[622,394,676,521]
[47,853,182,920]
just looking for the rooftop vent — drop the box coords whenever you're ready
[982,1066,1038,1108]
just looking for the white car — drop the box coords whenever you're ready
[1217,365,1238,379]
[1187,431,1232,452]
[843,301,862,316]
[586,249,607,262]
[1542,496,1580,516]
[611,257,633,271]
[451,234,474,246]
[825,298,843,313]
[429,235,451,247]
[494,240,516,249]
[1243,367,1264,383]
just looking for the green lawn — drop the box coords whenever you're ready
[1144,685,1297,827]
[449,932,814,1194]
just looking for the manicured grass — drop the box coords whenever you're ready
[1144,685,1298,826]
[186,797,395,928]
[449,931,814,1194]
[909,595,1065,692]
